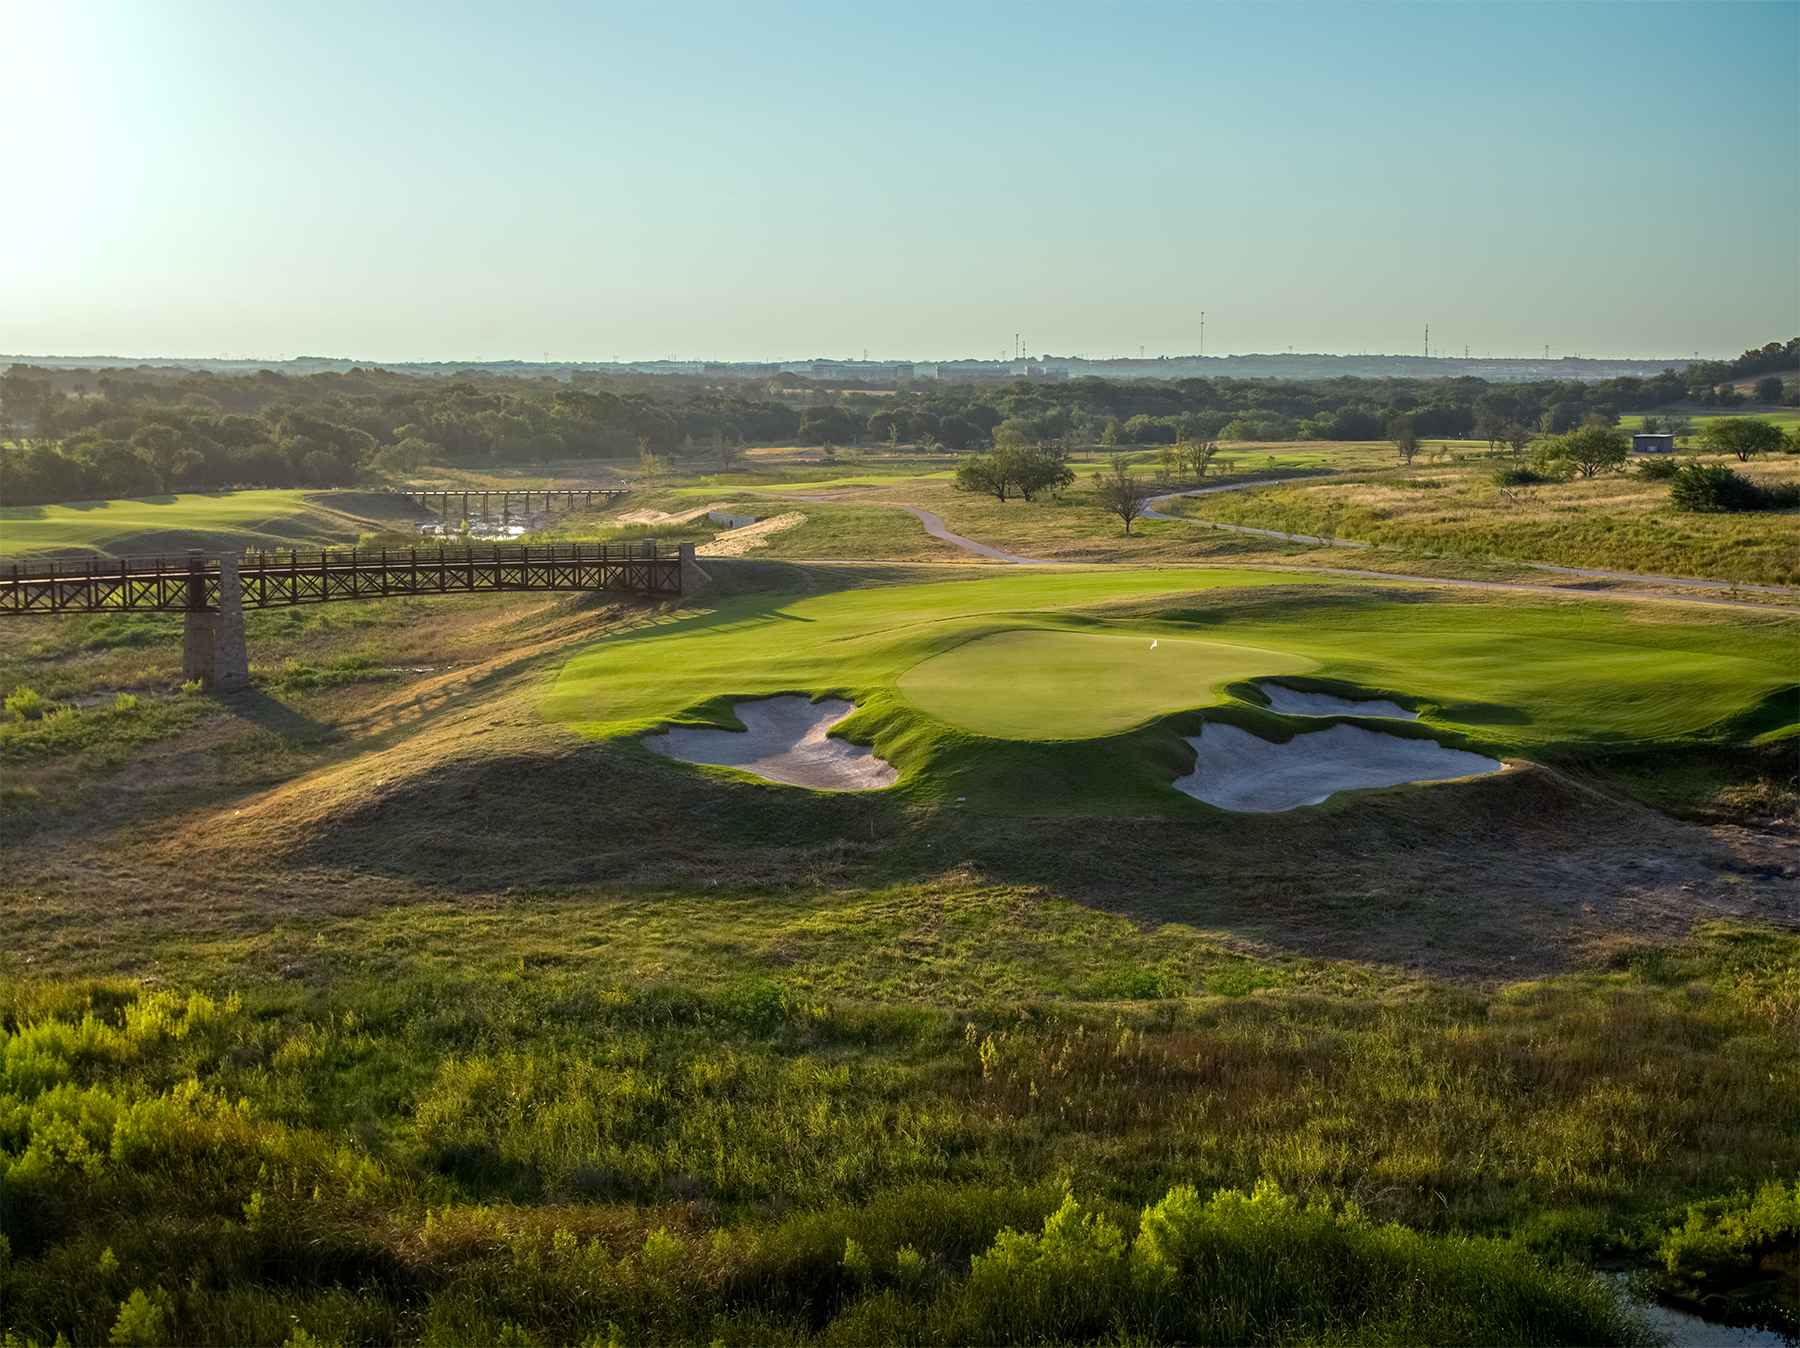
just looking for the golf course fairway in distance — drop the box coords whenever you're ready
[898,630,1314,739]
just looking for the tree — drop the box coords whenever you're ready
[1092,454,1158,534]
[714,432,744,472]
[1472,411,1504,450]
[952,444,1073,503]
[1554,424,1629,478]
[371,436,431,474]
[638,437,664,485]
[1698,417,1785,462]
[954,451,1011,501]
[1753,376,1785,404]
[1501,421,1535,457]
[130,424,200,490]
[1189,437,1220,479]
[1386,414,1418,466]
[1008,445,1075,501]
[1100,419,1122,449]
[798,404,861,445]
[1069,409,1096,457]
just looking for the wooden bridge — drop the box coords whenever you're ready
[401,488,630,517]
[0,540,703,691]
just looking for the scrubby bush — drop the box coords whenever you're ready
[1492,465,1549,487]
[1634,457,1682,481]
[908,1184,1644,1346]
[1656,1178,1799,1329]
[1669,463,1800,513]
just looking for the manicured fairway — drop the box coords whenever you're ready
[546,568,1796,787]
[0,490,414,557]
[898,630,1313,739]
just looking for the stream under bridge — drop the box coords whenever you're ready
[0,541,705,690]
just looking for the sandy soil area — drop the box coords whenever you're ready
[697,513,805,557]
[1259,684,1418,720]
[1176,721,1503,812]
[646,696,896,790]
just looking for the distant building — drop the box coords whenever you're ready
[810,362,914,381]
[935,363,1013,380]
[1632,432,1676,454]
[703,363,780,379]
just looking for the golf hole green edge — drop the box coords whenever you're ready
[897,629,1316,740]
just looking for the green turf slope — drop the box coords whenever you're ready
[0,489,422,558]
[546,567,1795,809]
[899,630,1315,739]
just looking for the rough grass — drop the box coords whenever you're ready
[2,549,1796,1345]
[3,923,1792,1344]
[1175,458,1800,585]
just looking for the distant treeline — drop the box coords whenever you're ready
[1,338,1793,508]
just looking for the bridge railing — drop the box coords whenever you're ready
[0,542,684,615]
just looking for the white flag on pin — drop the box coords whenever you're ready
[1150,639,1158,648]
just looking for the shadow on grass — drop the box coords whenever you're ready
[220,689,332,742]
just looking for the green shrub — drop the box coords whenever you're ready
[1492,466,1550,487]
[913,1183,1646,1346]
[1634,457,1681,481]
[4,687,54,722]
[109,1286,172,1346]
[1656,1178,1800,1327]
[1669,463,1800,512]
[0,690,193,762]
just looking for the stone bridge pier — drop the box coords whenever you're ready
[679,541,710,594]
[182,549,250,691]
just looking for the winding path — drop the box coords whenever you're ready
[767,477,1797,613]
[890,505,1075,565]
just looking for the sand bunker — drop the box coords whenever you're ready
[647,696,896,790]
[1259,683,1417,721]
[615,502,731,526]
[697,512,805,557]
[1174,722,1502,812]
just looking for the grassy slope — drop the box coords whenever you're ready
[896,630,1315,739]
[1173,459,1800,585]
[0,489,427,558]
[4,526,1798,1343]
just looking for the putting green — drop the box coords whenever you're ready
[546,566,1795,811]
[899,630,1314,739]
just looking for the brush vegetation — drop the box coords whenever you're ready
[1,529,1797,1344]
[5,920,1795,1345]
[1168,456,1800,585]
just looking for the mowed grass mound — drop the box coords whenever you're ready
[899,630,1314,739]
[0,489,425,558]
[546,566,1796,811]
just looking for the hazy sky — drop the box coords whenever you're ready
[4,1,1795,363]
